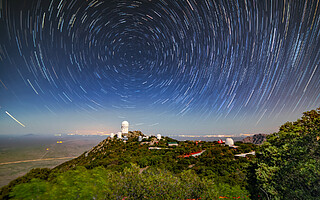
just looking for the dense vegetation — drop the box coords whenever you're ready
[1,134,255,199]
[255,108,320,199]
[1,108,319,199]
[54,134,256,186]
[9,165,250,200]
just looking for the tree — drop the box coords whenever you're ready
[0,168,51,200]
[10,179,47,200]
[256,108,320,199]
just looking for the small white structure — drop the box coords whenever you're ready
[117,132,122,139]
[225,138,234,147]
[235,151,256,157]
[138,136,142,142]
[110,133,114,139]
[121,121,129,134]
[156,134,161,140]
[142,135,149,140]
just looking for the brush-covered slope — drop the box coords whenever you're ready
[1,131,256,199]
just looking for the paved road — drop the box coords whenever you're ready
[0,157,76,165]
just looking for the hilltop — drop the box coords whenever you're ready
[1,131,256,199]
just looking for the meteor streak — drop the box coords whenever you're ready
[5,111,26,127]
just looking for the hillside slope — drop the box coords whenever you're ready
[1,131,256,199]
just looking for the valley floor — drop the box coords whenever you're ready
[0,135,102,187]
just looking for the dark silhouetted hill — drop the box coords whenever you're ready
[242,133,267,145]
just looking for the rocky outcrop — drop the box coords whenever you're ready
[128,131,144,138]
[243,134,267,145]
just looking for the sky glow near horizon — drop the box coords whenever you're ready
[0,0,320,136]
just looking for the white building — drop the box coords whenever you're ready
[156,134,161,140]
[110,133,114,139]
[225,138,234,147]
[117,132,122,139]
[121,121,129,135]
[142,135,149,140]
[235,151,256,157]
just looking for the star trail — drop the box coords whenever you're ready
[0,0,319,135]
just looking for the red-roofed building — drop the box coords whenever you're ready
[217,139,225,144]
[182,150,206,158]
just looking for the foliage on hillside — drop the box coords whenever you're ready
[0,168,51,200]
[9,165,250,200]
[52,136,256,187]
[255,108,320,199]
[0,134,256,199]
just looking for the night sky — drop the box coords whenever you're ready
[0,0,319,136]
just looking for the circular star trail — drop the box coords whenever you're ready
[0,0,320,134]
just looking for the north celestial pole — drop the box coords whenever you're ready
[0,0,319,135]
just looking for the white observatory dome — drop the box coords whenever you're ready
[122,121,129,126]
[156,134,161,140]
[121,121,129,134]
[225,138,234,146]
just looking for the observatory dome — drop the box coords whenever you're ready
[225,138,234,146]
[122,121,129,126]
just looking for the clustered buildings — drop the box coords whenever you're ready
[110,121,162,144]
[108,121,253,157]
